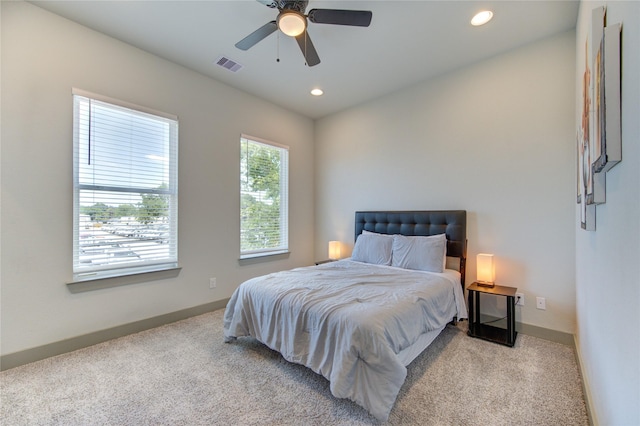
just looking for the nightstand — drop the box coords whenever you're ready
[315,259,336,265]
[467,282,518,347]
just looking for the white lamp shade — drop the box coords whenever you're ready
[476,253,495,284]
[328,241,341,260]
[278,11,306,37]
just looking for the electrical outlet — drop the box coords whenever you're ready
[515,292,524,306]
[536,297,546,310]
[209,277,217,289]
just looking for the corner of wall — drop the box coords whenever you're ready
[572,334,597,426]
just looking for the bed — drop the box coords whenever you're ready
[223,210,467,421]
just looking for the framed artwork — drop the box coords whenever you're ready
[578,37,594,229]
[576,131,581,204]
[586,6,606,206]
[594,22,622,173]
[576,6,622,231]
[592,6,605,174]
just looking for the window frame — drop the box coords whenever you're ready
[240,134,289,259]
[71,88,179,282]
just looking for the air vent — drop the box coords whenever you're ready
[215,56,243,73]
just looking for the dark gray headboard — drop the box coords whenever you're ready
[354,210,467,287]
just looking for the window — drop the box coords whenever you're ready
[72,89,178,281]
[240,135,289,258]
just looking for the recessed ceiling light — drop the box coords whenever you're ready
[471,10,493,26]
[310,88,324,96]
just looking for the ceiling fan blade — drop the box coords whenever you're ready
[295,31,320,67]
[235,21,278,50]
[307,9,372,27]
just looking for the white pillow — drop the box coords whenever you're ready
[351,233,393,265]
[391,233,446,273]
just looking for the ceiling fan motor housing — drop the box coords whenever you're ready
[279,1,308,13]
[261,0,308,13]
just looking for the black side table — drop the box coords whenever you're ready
[467,282,518,347]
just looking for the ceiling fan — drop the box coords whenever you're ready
[235,0,373,67]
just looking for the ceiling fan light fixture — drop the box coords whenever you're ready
[278,11,307,37]
[471,10,493,26]
[310,88,323,96]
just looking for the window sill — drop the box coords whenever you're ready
[239,250,290,265]
[67,266,182,293]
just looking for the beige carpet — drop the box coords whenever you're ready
[1,309,588,425]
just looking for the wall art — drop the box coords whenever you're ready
[577,6,622,231]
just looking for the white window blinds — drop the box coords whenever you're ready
[240,135,289,258]
[72,89,178,280]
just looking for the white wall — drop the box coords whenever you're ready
[0,2,315,356]
[574,2,640,425]
[315,31,577,333]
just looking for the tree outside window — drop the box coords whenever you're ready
[240,136,288,257]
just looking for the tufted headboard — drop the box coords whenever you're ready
[354,210,467,287]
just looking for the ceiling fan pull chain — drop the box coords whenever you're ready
[276,31,280,62]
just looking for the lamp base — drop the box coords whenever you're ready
[476,281,495,288]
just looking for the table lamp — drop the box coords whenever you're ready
[328,241,341,260]
[476,253,495,287]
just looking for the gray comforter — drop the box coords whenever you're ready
[223,259,467,421]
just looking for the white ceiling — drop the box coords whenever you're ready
[31,0,579,119]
